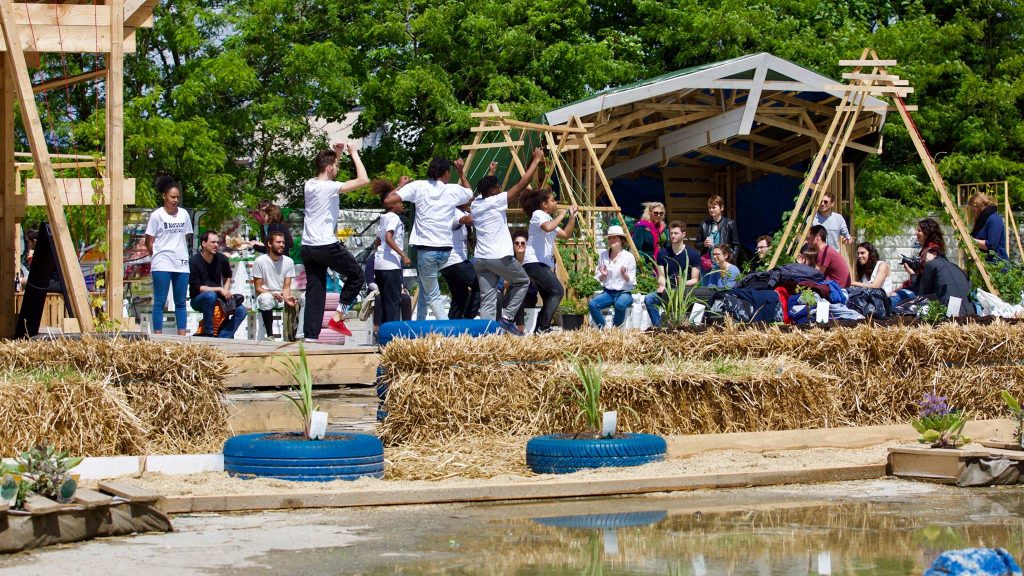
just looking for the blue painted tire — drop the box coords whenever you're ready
[525,433,667,474]
[376,407,388,422]
[223,432,385,481]
[533,511,668,529]
[377,319,502,347]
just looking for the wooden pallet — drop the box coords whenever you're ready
[888,445,1024,484]
[0,481,169,554]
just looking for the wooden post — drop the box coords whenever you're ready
[0,0,94,331]
[106,0,125,323]
[0,54,15,338]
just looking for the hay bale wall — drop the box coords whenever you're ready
[378,322,1024,445]
[0,337,230,456]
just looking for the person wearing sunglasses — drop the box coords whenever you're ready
[631,202,667,265]
[810,191,852,250]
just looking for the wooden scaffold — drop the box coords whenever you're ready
[769,48,997,294]
[462,103,641,287]
[0,0,155,337]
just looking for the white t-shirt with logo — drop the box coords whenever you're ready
[524,210,558,267]
[374,212,405,271]
[251,253,295,293]
[145,207,192,273]
[470,192,513,260]
[396,179,473,248]
[302,178,342,247]
[443,210,470,270]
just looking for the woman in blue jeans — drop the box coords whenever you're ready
[588,225,637,328]
[144,175,192,334]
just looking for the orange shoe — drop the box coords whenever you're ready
[327,317,352,336]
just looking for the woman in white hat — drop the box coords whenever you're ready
[588,225,637,328]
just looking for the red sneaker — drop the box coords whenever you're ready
[327,317,352,336]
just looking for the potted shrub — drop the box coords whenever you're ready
[223,344,385,481]
[911,393,970,448]
[525,355,666,474]
[557,296,588,331]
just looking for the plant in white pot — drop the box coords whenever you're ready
[223,344,385,481]
[525,355,666,474]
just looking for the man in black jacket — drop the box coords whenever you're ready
[695,194,740,271]
[189,232,247,337]
[918,247,976,316]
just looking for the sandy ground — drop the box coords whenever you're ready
[122,441,903,498]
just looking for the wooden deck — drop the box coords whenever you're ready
[149,335,379,388]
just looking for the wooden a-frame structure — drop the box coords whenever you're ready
[769,48,996,295]
[462,103,642,282]
[0,0,154,337]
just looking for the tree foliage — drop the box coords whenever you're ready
[28,0,1024,236]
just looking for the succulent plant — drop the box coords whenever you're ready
[16,445,83,502]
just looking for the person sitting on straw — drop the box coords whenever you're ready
[252,231,303,340]
[470,148,545,335]
[808,224,850,287]
[645,220,700,326]
[589,225,637,328]
[700,243,741,289]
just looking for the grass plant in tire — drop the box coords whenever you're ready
[525,356,666,474]
[222,344,385,481]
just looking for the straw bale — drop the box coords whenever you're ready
[380,320,1024,445]
[0,336,229,456]
[386,434,530,480]
[379,355,834,445]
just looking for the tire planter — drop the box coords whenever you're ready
[525,433,667,474]
[378,319,502,347]
[533,510,668,529]
[223,432,384,482]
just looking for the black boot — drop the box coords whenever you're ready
[260,310,276,339]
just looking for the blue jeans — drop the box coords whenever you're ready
[151,271,189,332]
[191,291,247,338]
[644,291,667,327]
[415,248,451,321]
[589,289,634,327]
[890,288,916,309]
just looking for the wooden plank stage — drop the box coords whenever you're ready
[149,335,379,388]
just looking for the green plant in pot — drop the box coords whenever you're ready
[14,444,82,503]
[524,354,666,474]
[911,392,970,448]
[1000,390,1024,446]
[222,343,386,481]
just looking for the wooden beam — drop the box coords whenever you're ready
[25,178,136,206]
[0,25,139,53]
[839,59,897,66]
[0,54,15,338]
[125,0,158,28]
[823,84,914,96]
[590,110,719,144]
[461,140,524,151]
[698,145,803,178]
[470,110,510,118]
[33,68,106,93]
[502,118,587,133]
[98,480,159,502]
[0,0,93,331]
[106,0,125,323]
[842,72,908,85]
[738,57,768,135]
[15,151,97,160]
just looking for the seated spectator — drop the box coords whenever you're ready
[631,202,667,264]
[644,220,700,327]
[850,241,892,293]
[701,244,741,289]
[252,231,304,340]
[189,232,247,338]
[588,225,636,328]
[918,246,976,316]
[968,192,1008,261]
[796,244,819,268]
[891,218,946,306]
[809,224,850,287]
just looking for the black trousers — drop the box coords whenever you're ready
[440,260,481,319]
[524,262,564,331]
[373,286,412,326]
[374,268,404,325]
[300,242,363,340]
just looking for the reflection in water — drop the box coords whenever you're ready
[376,495,1024,575]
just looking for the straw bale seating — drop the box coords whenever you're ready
[378,320,1024,446]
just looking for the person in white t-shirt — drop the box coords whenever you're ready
[300,143,369,342]
[520,186,578,333]
[589,225,637,328]
[385,158,474,321]
[144,175,193,335]
[252,231,304,340]
[371,179,411,325]
[439,201,480,319]
[809,191,852,250]
[470,148,544,335]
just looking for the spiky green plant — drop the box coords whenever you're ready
[275,343,319,439]
[568,355,604,433]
